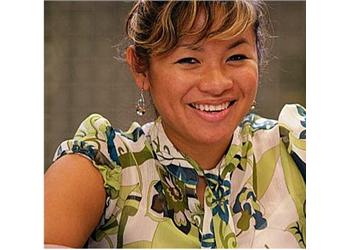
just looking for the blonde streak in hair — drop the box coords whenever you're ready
[132,15,143,44]
[210,3,239,40]
[150,3,177,55]
[210,4,235,39]
[139,3,168,52]
[127,2,152,47]
[230,1,255,38]
[126,4,139,43]
[211,1,255,41]
[181,1,198,37]
[231,1,248,36]
[178,2,198,38]
[210,5,240,40]
[187,2,210,38]
[155,1,199,53]
[158,3,176,53]
[236,1,256,34]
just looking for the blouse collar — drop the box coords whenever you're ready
[147,117,244,187]
[146,117,253,248]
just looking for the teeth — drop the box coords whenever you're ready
[192,102,230,112]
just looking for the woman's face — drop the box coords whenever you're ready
[143,28,258,149]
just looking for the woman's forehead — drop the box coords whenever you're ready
[176,27,256,49]
[180,8,227,35]
[178,7,255,43]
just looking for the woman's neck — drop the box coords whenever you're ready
[183,142,228,170]
[161,123,232,170]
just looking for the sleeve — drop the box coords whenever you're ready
[278,104,306,248]
[278,104,306,182]
[53,113,121,201]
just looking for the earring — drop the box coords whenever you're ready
[250,100,256,112]
[136,88,146,116]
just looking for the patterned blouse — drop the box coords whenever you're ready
[53,104,306,248]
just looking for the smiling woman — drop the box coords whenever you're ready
[45,0,306,248]
[132,29,259,170]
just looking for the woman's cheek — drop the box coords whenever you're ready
[236,69,258,96]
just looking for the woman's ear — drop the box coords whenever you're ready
[126,46,150,91]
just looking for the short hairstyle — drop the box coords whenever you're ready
[125,0,271,72]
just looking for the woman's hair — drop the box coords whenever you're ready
[125,0,271,73]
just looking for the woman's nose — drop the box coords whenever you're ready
[198,67,233,96]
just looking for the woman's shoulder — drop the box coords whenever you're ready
[238,104,306,163]
[53,114,156,175]
[278,104,306,141]
[277,104,306,179]
[240,104,306,138]
[73,113,148,143]
[240,104,306,176]
[52,113,156,198]
[54,113,153,161]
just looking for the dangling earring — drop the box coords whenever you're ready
[136,88,146,116]
[250,100,256,112]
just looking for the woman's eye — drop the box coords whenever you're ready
[175,57,199,65]
[227,54,247,62]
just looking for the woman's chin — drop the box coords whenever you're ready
[188,128,234,146]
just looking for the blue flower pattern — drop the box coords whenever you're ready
[205,173,231,224]
[233,187,267,233]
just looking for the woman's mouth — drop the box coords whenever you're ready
[189,101,235,112]
[188,101,236,122]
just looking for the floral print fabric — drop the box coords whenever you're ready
[53,104,306,248]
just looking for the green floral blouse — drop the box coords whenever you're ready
[53,104,306,248]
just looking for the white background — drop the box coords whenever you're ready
[0,0,349,249]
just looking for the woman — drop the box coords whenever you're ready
[45,0,306,248]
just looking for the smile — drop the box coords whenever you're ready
[189,101,235,112]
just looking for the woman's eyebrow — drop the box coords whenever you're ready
[177,38,250,52]
[227,38,249,50]
[177,43,203,51]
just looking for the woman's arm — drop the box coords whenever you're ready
[44,154,106,248]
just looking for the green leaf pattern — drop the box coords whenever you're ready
[52,104,306,248]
